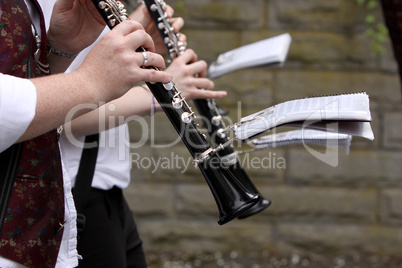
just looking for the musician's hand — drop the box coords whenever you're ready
[47,0,106,56]
[130,4,186,54]
[76,20,172,101]
[166,49,227,100]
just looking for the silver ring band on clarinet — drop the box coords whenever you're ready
[142,52,148,66]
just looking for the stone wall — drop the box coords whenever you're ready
[124,0,402,266]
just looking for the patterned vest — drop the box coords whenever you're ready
[0,0,65,267]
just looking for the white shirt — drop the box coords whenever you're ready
[56,151,79,268]
[0,75,36,268]
[59,26,131,191]
[59,125,132,191]
[38,0,80,264]
[0,0,79,266]
[0,74,37,153]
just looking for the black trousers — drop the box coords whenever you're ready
[76,187,147,268]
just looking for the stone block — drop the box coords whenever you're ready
[211,68,275,110]
[383,112,402,150]
[274,70,402,110]
[267,0,367,32]
[236,148,286,183]
[284,31,378,71]
[129,145,154,182]
[276,223,402,256]
[380,188,402,225]
[137,220,273,254]
[148,145,201,181]
[124,183,175,218]
[287,148,402,185]
[184,29,241,64]
[128,113,180,146]
[379,41,399,74]
[255,185,377,222]
[173,0,265,30]
[176,184,222,219]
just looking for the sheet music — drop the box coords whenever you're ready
[289,121,374,141]
[208,33,292,78]
[235,92,373,140]
[250,129,352,154]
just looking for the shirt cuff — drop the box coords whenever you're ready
[0,73,37,152]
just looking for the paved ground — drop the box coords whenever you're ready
[146,251,402,268]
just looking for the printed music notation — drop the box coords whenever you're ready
[208,33,292,79]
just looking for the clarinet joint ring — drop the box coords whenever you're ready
[192,140,233,167]
[192,148,216,167]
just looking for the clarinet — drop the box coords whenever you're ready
[142,0,271,218]
[91,0,260,225]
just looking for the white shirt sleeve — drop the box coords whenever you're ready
[0,73,37,153]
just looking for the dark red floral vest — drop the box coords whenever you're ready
[0,0,64,267]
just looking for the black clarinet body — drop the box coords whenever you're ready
[91,0,260,224]
[143,0,271,218]
[192,99,271,218]
[144,80,260,224]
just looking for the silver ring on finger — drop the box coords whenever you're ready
[142,52,148,66]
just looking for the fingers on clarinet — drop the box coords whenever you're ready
[152,54,167,69]
[177,31,187,46]
[116,20,145,36]
[165,5,174,17]
[193,60,208,77]
[177,49,196,65]
[143,69,172,84]
[140,53,166,70]
[133,30,155,53]
[192,77,212,89]
[200,90,227,99]
[171,17,185,32]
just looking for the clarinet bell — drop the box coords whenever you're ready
[217,174,261,225]
[199,156,261,225]
[237,198,271,219]
[225,162,271,219]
